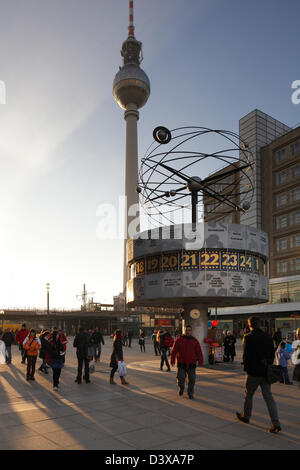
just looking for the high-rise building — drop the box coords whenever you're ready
[113,1,150,292]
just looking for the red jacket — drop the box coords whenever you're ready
[16,329,29,344]
[171,335,203,368]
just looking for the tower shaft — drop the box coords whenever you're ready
[123,103,140,291]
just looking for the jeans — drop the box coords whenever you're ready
[27,356,37,378]
[5,345,12,363]
[243,374,280,426]
[53,368,61,387]
[280,366,291,383]
[95,344,101,360]
[160,348,170,370]
[154,342,160,356]
[177,364,196,396]
[20,344,27,363]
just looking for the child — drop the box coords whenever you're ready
[23,329,41,381]
[275,341,293,385]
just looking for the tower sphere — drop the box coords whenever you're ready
[113,64,150,110]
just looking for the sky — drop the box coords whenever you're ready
[0,0,299,309]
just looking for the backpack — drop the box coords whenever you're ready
[163,334,174,348]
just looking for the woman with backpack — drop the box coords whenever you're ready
[49,331,64,391]
[23,329,41,381]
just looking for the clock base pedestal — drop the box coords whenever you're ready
[183,304,209,365]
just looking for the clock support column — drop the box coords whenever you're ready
[183,304,209,365]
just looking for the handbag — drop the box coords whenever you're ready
[266,364,282,384]
[117,361,127,377]
[89,359,95,374]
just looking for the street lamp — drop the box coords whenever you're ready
[46,283,50,327]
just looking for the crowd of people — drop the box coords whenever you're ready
[1,319,300,434]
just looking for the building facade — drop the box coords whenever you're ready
[217,110,300,338]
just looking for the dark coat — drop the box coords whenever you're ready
[272,330,282,346]
[39,336,51,359]
[243,328,274,377]
[49,338,64,361]
[73,332,89,358]
[2,332,14,347]
[224,335,236,357]
[110,335,123,368]
[91,331,104,345]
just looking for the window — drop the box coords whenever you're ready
[290,234,300,248]
[276,170,288,185]
[276,238,287,251]
[290,258,300,272]
[290,211,300,226]
[276,215,288,230]
[290,187,300,203]
[277,261,288,274]
[290,141,300,157]
[290,164,300,179]
[276,193,287,208]
[275,148,287,165]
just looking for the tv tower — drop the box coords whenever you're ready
[113,0,150,292]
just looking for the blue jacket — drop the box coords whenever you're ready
[275,346,290,367]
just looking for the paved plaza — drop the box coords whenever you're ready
[0,338,299,450]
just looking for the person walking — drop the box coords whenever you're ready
[23,329,41,381]
[49,331,64,391]
[110,329,128,385]
[2,328,15,364]
[272,328,282,350]
[73,327,90,384]
[0,333,6,364]
[223,331,236,362]
[139,329,146,352]
[159,330,174,371]
[236,316,281,433]
[152,329,160,356]
[275,341,293,384]
[38,330,51,374]
[171,325,203,399]
[292,328,300,388]
[16,324,29,364]
[92,327,105,362]
[127,330,133,348]
[58,329,68,365]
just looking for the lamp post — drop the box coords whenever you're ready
[46,283,50,328]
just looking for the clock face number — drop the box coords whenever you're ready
[200,251,220,270]
[161,253,179,271]
[135,259,145,276]
[181,252,198,270]
[221,252,238,270]
[147,256,160,273]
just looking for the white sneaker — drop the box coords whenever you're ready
[53,386,58,391]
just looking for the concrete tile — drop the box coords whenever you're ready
[0,424,39,440]
[26,416,77,434]
[44,426,105,447]
[2,435,62,450]
[189,429,249,450]
[88,417,144,435]
[153,439,207,450]
[64,438,137,450]
[127,411,172,428]
[120,428,175,450]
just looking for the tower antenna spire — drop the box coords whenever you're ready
[128,0,135,37]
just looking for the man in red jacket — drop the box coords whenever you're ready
[171,325,203,399]
[16,324,29,364]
